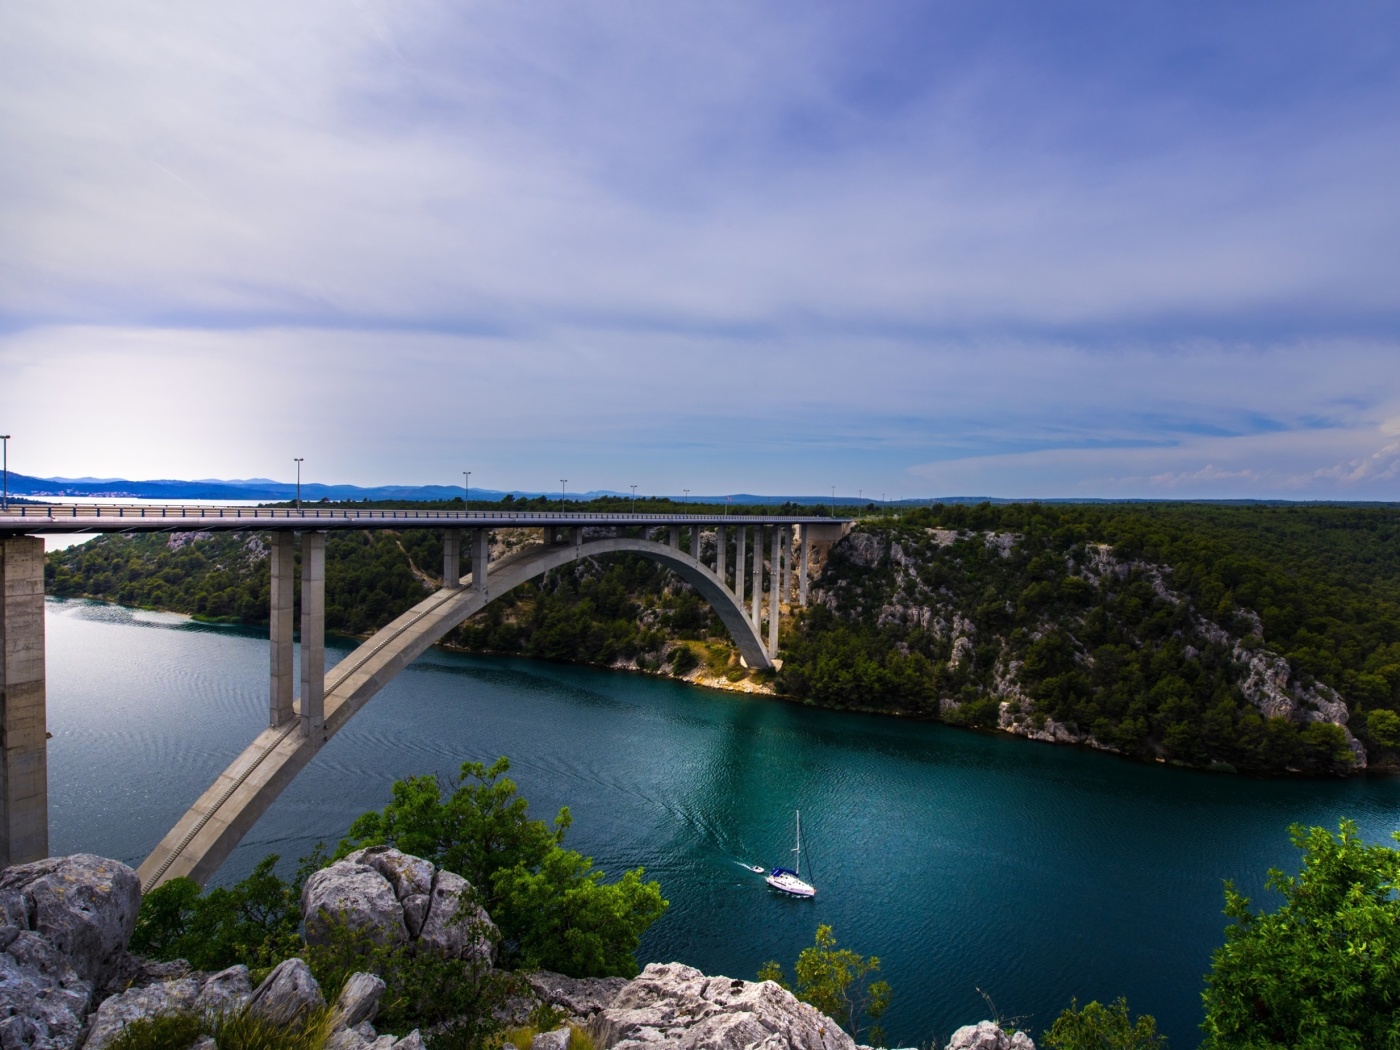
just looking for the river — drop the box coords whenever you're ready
[44,597,1400,1047]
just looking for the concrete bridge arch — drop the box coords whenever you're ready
[136,533,783,890]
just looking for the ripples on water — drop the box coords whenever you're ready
[45,597,1400,1047]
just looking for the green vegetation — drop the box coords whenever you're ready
[758,924,891,1045]
[1201,819,1400,1049]
[1044,998,1167,1049]
[337,757,668,978]
[107,1002,335,1050]
[780,503,1400,774]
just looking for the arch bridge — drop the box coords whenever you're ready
[0,505,849,883]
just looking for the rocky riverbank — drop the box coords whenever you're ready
[0,852,1032,1050]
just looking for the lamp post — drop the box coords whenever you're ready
[683,488,689,504]
[463,471,471,512]
[294,458,304,510]
[560,479,567,502]
[630,484,637,515]
[0,435,9,511]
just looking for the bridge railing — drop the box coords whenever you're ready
[1,504,835,524]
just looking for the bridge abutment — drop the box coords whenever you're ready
[0,536,47,866]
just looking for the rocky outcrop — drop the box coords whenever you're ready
[528,971,629,1022]
[1233,644,1366,767]
[595,962,856,1050]
[302,847,496,963]
[945,1021,1036,1049]
[84,966,253,1050]
[0,855,141,1050]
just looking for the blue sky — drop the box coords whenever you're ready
[2,1,1398,499]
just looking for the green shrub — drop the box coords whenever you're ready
[107,1014,206,1050]
[1201,819,1400,1049]
[759,925,890,1045]
[1043,998,1166,1049]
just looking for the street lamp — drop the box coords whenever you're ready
[463,471,471,513]
[560,479,567,502]
[294,458,304,510]
[0,435,9,511]
[630,484,637,515]
[683,488,689,504]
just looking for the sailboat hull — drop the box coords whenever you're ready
[765,868,816,898]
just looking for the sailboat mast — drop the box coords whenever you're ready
[795,810,802,877]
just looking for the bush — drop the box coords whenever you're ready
[1201,819,1400,1049]
[758,925,891,1045]
[1043,998,1166,1049]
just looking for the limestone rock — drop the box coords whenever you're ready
[247,958,325,1026]
[596,962,856,1050]
[945,1021,1036,1050]
[303,863,408,947]
[344,847,434,901]
[527,970,627,1020]
[85,967,251,1050]
[0,854,139,984]
[334,972,386,1030]
[417,871,495,963]
[401,894,430,939]
[531,1027,571,1050]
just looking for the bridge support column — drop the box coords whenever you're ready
[571,526,582,547]
[543,526,557,545]
[299,532,326,739]
[690,526,700,563]
[669,525,680,550]
[780,527,791,607]
[715,526,726,585]
[734,526,745,602]
[443,530,462,589]
[269,532,295,727]
[0,537,47,866]
[751,528,762,628]
[799,526,810,607]
[768,526,781,655]
[473,529,490,597]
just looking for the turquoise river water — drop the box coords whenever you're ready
[44,598,1400,1047]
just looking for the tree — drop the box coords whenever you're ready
[338,756,667,977]
[759,925,891,1045]
[1201,819,1400,1049]
[1044,998,1166,1049]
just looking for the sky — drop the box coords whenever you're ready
[2,1,1399,500]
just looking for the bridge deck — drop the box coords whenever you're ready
[0,505,846,535]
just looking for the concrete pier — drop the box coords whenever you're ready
[299,532,326,739]
[734,526,746,601]
[780,526,791,607]
[768,526,781,655]
[268,533,295,727]
[715,525,727,587]
[751,528,763,627]
[669,525,681,550]
[0,537,47,866]
[474,530,490,596]
[443,530,462,589]
[799,527,810,607]
[690,526,700,563]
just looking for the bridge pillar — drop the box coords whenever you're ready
[299,532,326,739]
[751,528,762,628]
[443,530,462,589]
[733,526,745,602]
[799,526,810,607]
[768,526,781,655]
[669,525,680,550]
[543,526,557,546]
[269,532,295,727]
[473,529,490,596]
[715,526,726,585]
[690,526,700,563]
[780,527,791,606]
[571,526,582,547]
[0,536,48,866]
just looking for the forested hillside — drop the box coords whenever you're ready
[45,501,1400,776]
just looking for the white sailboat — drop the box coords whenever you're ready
[766,810,816,898]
